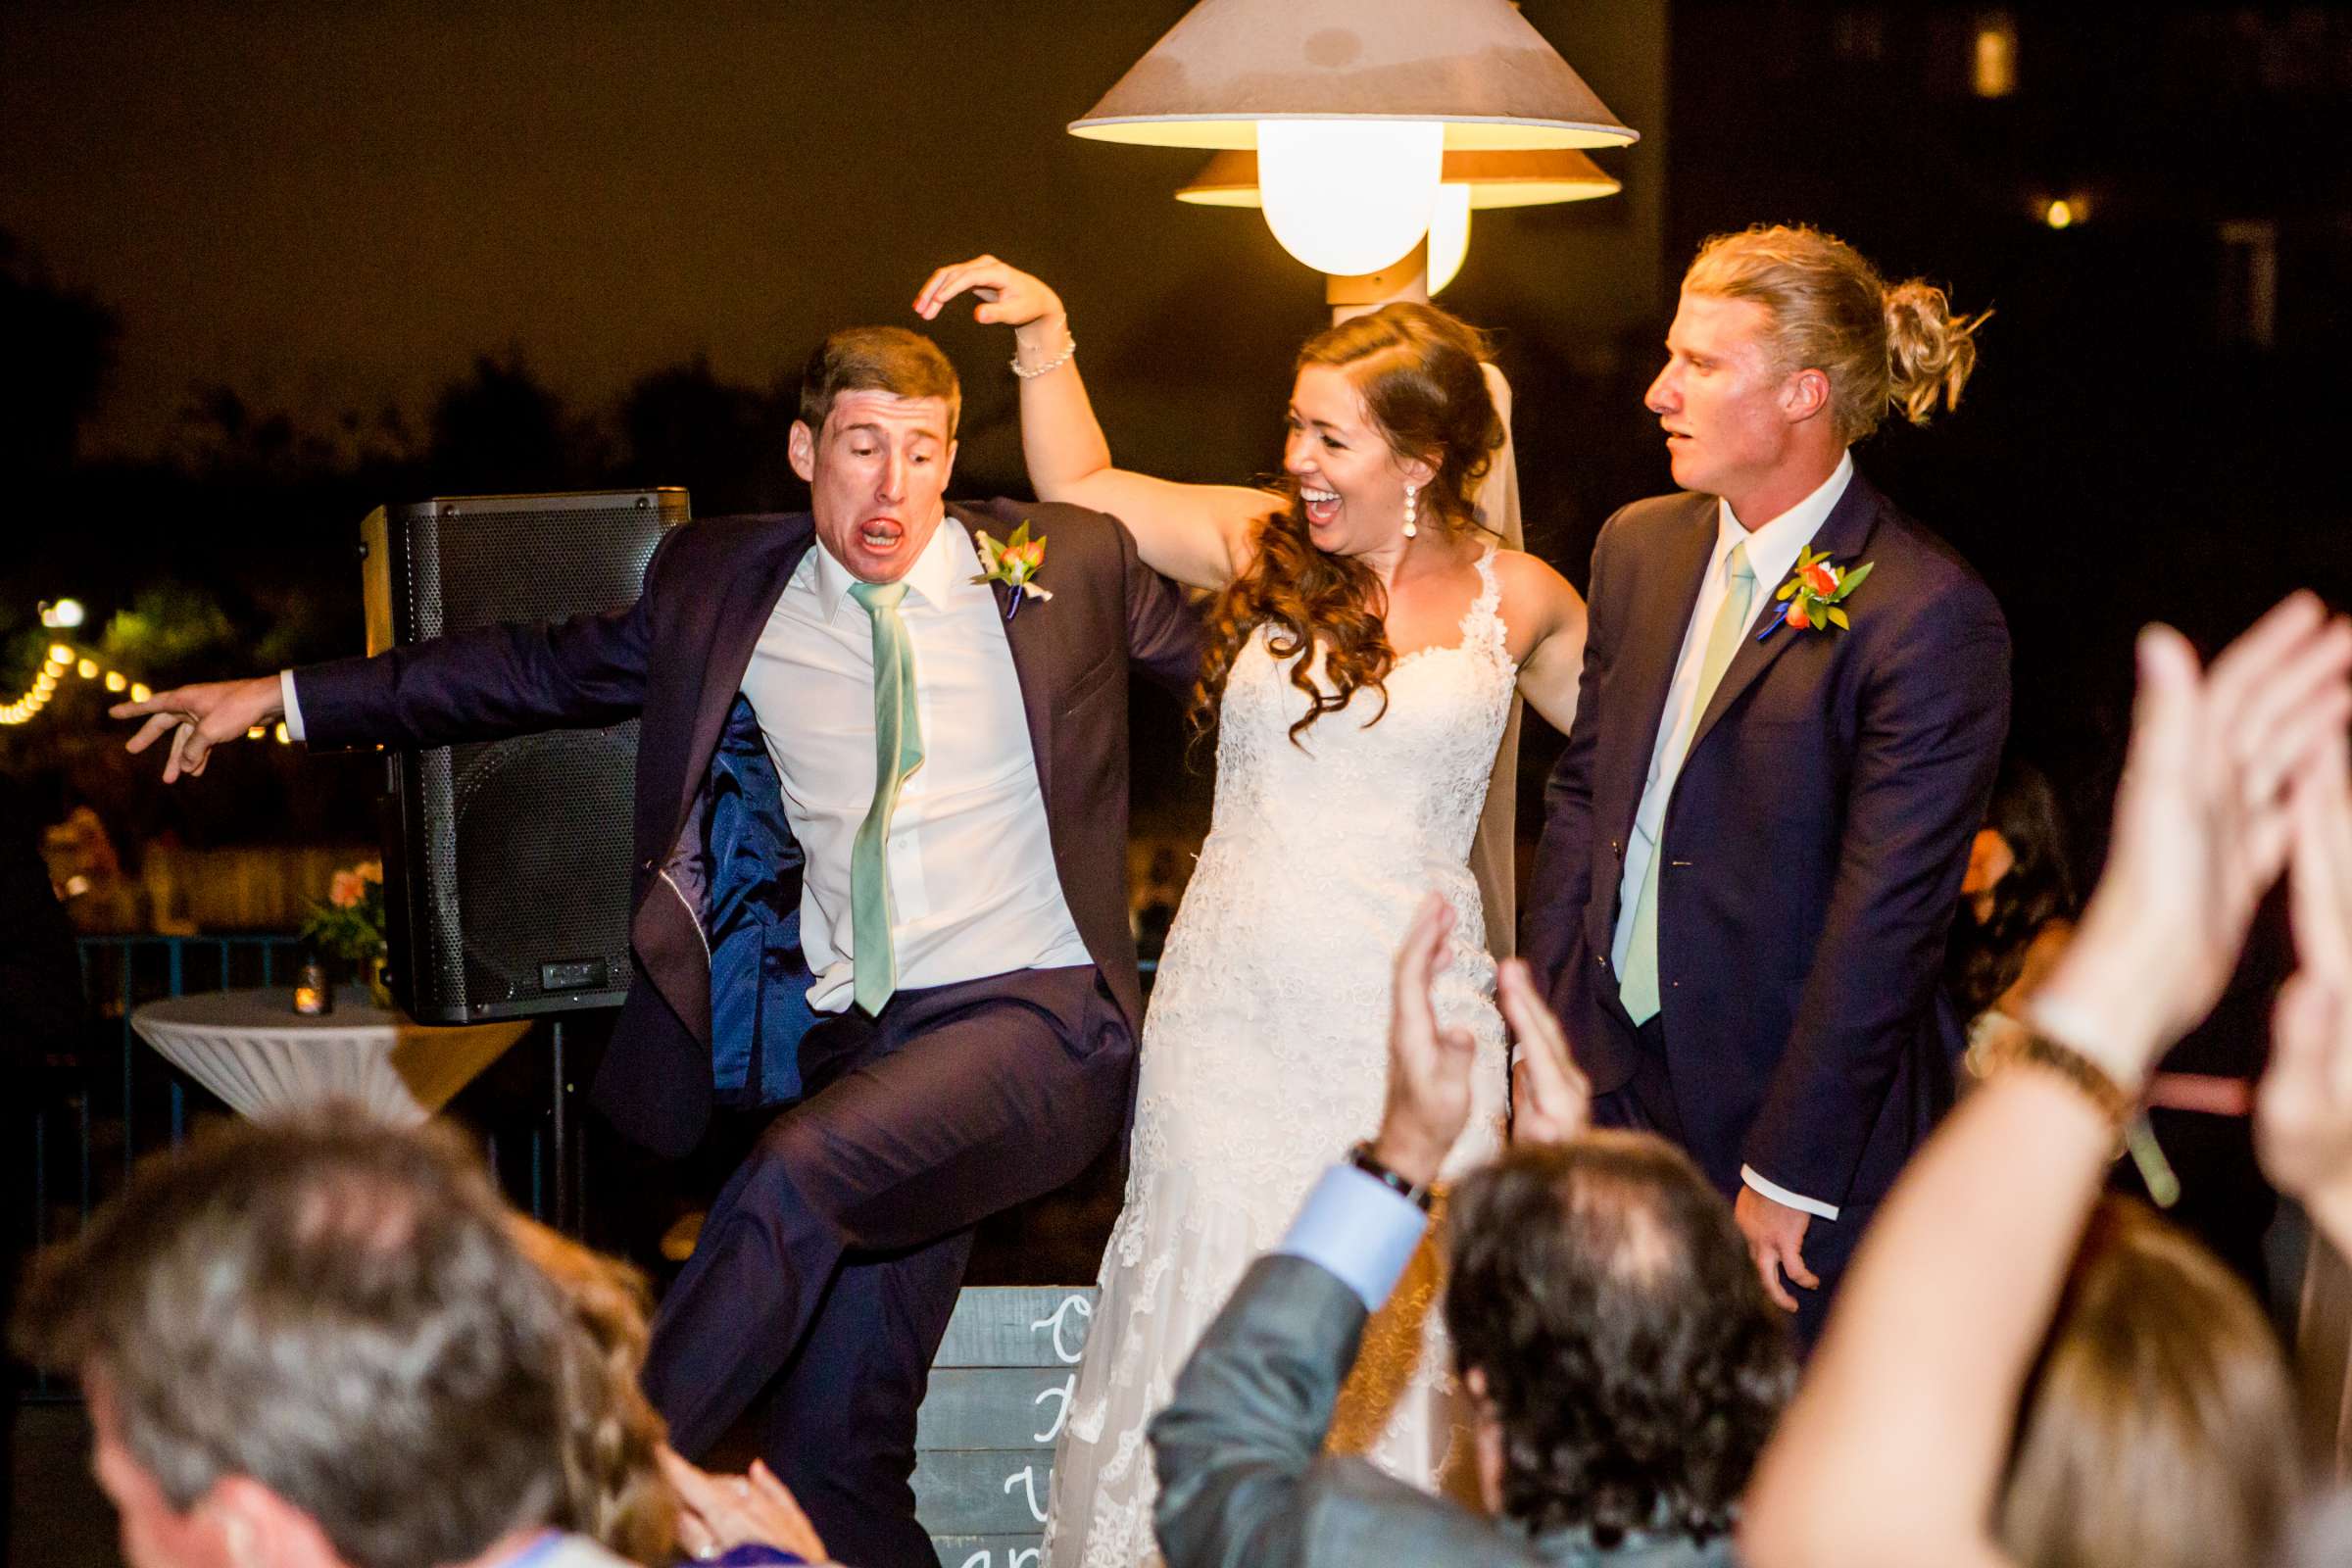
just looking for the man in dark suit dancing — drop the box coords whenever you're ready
[1523,225,2010,1342]
[116,326,1201,1566]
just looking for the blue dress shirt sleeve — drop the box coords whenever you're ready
[1275,1162,1430,1312]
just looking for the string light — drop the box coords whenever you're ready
[2,633,155,728]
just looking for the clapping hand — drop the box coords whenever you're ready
[2033,595,2352,1083]
[659,1447,830,1566]
[110,674,284,782]
[1371,893,1479,1189]
[1500,957,1590,1148]
[2258,727,2352,1231]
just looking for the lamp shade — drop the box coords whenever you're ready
[1255,119,1445,276]
[1177,148,1624,209]
[1070,0,1637,151]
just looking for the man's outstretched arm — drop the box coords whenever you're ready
[115,531,675,780]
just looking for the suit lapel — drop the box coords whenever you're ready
[1600,495,1718,843]
[957,502,1058,813]
[680,523,813,825]
[1686,466,1886,757]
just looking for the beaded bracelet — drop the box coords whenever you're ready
[1010,333,1076,379]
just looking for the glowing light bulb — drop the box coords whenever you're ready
[48,644,74,665]
[274,721,290,745]
[76,659,99,679]
[130,683,152,702]
[2044,199,2075,230]
[1427,185,1473,295]
[104,670,127,693]
[1255,120,1444,277]
[40,598,86,629]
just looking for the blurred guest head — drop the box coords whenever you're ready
[1652,223,1984,514]
[507,1215,678,1564]
[1444,1131,1795,1546]
[1948,758,2079,1018]
[789,325,960,584]
[1997,1197,2298,1568]
[1200,300,1502,742]
[14,1108,587,1568]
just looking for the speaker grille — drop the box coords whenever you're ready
[423,502,666,636]
[370,490,687,1021]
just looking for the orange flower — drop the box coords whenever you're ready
[1786,602,1812,631]
[1802,563,1838,597]
[329,870,365,907]
[357,859,383,885]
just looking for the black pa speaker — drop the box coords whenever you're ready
[361,488,689,1022]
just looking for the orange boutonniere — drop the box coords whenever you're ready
[1761,546,1874,639]
[970,521,1053,621]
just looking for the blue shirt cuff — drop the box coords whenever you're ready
[1276,1163,1430,1312]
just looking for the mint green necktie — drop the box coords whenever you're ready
[1621,541,1756,1024]
[849,579,924,1016]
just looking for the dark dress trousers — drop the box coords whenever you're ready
[1522,468,2009,1340]
[293,499,1201,1567]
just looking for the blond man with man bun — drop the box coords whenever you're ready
[1524,224,2009,1343]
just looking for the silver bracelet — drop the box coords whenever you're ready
[1010,332,1076,379]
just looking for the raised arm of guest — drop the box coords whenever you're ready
[1740,595,2352,1568]
[915,256,1268,591]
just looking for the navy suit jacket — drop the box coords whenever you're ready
[295,499,1202,1157]
[1523,468,2010,1209]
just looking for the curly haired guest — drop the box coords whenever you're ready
[1150,896,1794,1567]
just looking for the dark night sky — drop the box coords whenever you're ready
[0,1,1667,498]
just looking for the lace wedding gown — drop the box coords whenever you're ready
[1041,549,1517,1567]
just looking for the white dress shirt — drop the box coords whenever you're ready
[741,515,1090,1014]
[1611,453,1854,1219]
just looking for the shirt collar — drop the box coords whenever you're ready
[1713,450,1854,597]
[810,510,970,626]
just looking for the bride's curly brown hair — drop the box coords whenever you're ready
[1194,301,1503,744]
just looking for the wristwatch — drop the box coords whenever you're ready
[1348,1140,1436,1213]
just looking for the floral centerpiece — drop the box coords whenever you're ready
[299,859,391,1007]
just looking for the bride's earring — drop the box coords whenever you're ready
[1401,484,1419,539]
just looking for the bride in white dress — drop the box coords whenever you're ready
[917,258,1587,1565]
